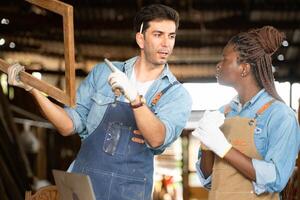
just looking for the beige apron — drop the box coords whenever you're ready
[209,100,279,200]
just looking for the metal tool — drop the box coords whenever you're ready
[104,58,118,72]
[104,58,122,97]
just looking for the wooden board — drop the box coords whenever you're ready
[0,0,76,107]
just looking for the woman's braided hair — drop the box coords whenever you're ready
[228,26,285,101]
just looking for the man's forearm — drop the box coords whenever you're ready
[132,105,165,148]
[29,88,74,136]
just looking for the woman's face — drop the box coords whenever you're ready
[216,44,243,87]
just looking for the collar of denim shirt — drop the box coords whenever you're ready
[123,56,176,83]
[231,89,266,113]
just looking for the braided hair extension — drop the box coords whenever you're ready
[228,26,285,101]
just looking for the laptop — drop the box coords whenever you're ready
[52,169,96,200]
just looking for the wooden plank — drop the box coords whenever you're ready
[63,6,76,106]
[0,0,76,107]
[0,58,68,104]
[26,0,69,15]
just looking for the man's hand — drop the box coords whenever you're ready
[192,110,232,158]
[8,63,33,91]
[106,60,138,102]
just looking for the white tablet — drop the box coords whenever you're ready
[52,169,96,200]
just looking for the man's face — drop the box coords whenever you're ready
[216,44,242,87]
[140,20,176,66]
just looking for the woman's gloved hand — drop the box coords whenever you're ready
[8,63,33,91]
[197,110,225,128]
[192,110,232,158]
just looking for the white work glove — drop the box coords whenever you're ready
[192,110,232,158]
[196,110,225,128]
[105,59,138,102]
[8,63,33,91]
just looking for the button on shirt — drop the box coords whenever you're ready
[64,56,192,153]
[196,89,300,194]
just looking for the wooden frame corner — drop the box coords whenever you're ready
[0,0,76,107]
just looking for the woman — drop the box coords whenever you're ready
[193,26,300,200]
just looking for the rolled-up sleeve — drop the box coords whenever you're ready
[251,159,276,194]
[64,64,103,138]
[150,86,192,154]
[195,159,212,189]
[64,106,85,134]
[252,108,300,194]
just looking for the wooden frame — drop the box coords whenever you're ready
[0,0,75,107]
[25,185,59,200]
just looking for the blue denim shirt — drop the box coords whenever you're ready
[196,89,300,194]
[65,56,192,153]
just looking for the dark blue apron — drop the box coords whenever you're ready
[72,101,153,200]
[72,79,179,200]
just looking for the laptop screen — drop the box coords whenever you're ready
[52,169,96,200]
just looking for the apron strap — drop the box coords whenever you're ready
[254,99,276,119]
[150,81,180,107]
[223,99,275,122]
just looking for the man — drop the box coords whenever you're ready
[8,4,192,200]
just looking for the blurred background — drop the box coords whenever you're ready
[0,0,299,199]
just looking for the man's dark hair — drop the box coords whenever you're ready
[133,4,179,33]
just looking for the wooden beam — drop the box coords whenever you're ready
[61,1,76,107]
[0,0,76,107]
[26,0,69,15]
[0,58,68,104]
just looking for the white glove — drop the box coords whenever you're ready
[197,110,225,128]
[192,110,232,158]
[106,60,138,102]
[8,63,33,91]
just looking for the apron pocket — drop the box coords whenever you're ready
[103,122,130,156]
[112,174,146,200]
[103,122,123,155]
[79,169,112,200]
